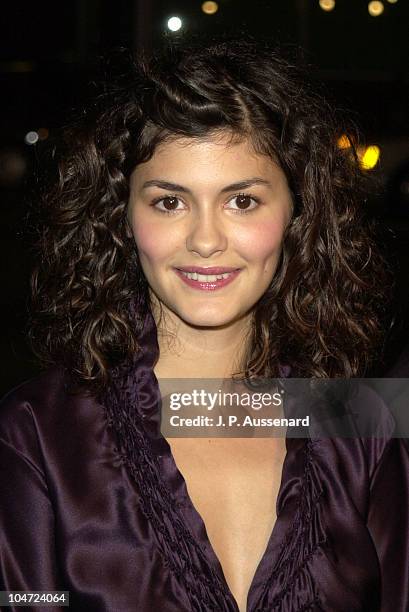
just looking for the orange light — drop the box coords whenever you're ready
[337,134,352,149]
[38,128,49,141]
[319,0,336,11]
[202,1,218,15]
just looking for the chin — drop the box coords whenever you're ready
[176,308,241,329]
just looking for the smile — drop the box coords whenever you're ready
[174,268,241,291]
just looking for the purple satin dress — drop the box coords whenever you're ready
[1,310,409,611]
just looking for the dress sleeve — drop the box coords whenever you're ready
[0,397,64,611]
[367,437,409,611]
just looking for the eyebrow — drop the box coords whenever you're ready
[141,177,272,193]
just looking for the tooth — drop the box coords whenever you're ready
[181,270,234,281]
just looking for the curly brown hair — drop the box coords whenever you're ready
[28,36,390,394]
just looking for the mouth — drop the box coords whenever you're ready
[174,267,242,291]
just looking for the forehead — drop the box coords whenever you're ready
[130,133,282,184]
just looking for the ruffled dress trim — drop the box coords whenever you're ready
[99,303,365,611]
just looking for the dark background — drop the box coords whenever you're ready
[1,0,409,395]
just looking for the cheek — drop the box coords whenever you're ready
[132,221,177,263]
[234,220,286,262]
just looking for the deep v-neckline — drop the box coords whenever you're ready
[104,307,319,611]
[162,434,299,611]
[147,372,308,611]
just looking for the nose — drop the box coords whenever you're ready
[186,209,227,258]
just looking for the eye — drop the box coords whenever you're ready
[151,195,186,214]
[226,193,261,214]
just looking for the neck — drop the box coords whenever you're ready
[152,302,253,379]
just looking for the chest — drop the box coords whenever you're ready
[166,437,287,612]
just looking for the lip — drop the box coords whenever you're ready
[175,266,241,274]
[174,268,242,291]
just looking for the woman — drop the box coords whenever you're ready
[1,37,408,612]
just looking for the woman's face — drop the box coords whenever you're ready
[127,133,293,328]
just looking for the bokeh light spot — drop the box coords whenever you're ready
[202,1,219,14]
[167,16,182,31]
[24,131,39,145]
[368,1,384,16]
[319,0,336,12]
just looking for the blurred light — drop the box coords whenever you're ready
[38,127,49,141]
[368,1,384,16]
[0,148,27,186]
[24,131,39,145]
[0,60,35,73]
[387,0,398,3]
[337,134,352,149]
[360,145,380,170]
[319,0,336,11]
[167,16,182,31]
[400,181,409,196]
[202,1,218,14]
